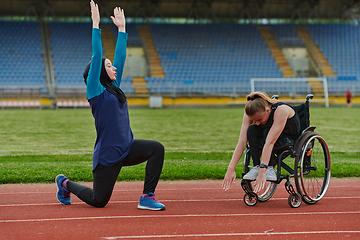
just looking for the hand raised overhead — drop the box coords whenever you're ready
[111,7,126,32]
[90,0,100,28]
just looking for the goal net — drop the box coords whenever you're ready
[250,78,329,107]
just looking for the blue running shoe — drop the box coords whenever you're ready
[138,193,165,211]
[55,174,71,205]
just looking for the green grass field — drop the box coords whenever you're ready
[0,106,359,184]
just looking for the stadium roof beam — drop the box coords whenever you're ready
[150,0,165,18]
[25,1,39,18]
[134,4,148,20]
[307,0,320,19]
[290,0,305,20]
[42,2,56,18]
[95,0,112,19]
[186,2,200,20]
[289,0,322,21]
[131,0,164,22]
[202,0,218,22]
[341,1,360,21]
[238,0,268,23]
[254,0,268,19]
[239,0,252,19]
[184,0,218,22]
[1,0,360,21]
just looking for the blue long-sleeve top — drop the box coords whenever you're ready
[86,28,134,170]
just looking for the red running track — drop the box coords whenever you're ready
[0,179,359,240]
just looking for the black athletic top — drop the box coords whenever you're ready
[260,102,301,138]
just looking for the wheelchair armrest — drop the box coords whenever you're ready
[301,126,316,135]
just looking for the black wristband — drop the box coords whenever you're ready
[259,163,268,168]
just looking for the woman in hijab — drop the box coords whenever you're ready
[55,0,165,211]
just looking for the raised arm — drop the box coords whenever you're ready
[111,7,125,33]
[111,7,127,87]
[91,0,100,29]
[86,0,103,99]
[222,113,252,191]
[253,105,293,193]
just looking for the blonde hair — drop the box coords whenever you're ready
[245,92,278,116]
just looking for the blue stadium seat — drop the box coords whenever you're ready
[0,21,47,92]
[307,23,359,94]
[148,23,295,94]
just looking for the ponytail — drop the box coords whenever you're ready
[245,92,278,116]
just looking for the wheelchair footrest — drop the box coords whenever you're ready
[284,180,297,196]
[241,179,253,194]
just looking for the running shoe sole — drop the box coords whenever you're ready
[137,204,165,211]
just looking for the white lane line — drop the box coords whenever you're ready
[0,184,359,195]
[1,196,359,207]
[0,188,221,195]
[1,211,359,223]
[102,230,360,239]
[0,199,239,207]
[2,184,360,196]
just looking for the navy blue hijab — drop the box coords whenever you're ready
[83,57,126,103]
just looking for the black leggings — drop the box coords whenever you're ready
[66,139,164,208]
[247,125,265,166]
[247,125,295,167]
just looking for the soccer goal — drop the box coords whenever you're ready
[250,78,329,107]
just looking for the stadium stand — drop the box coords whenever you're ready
[307,24,359,94]
[1,18,359,106]
[0,21,47,96]
[48,22,92,93]
[1,0,360,108]
[148,23,313,96]
[46,22,318,98]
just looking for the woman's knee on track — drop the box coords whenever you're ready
[93,197,111,208]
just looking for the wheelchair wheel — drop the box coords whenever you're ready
[243,150,277,202]
[244,192,258,206]
[288,193,302,208]
[294,131,331,204]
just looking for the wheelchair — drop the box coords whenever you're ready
[240,94,331,208]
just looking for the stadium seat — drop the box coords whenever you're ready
[0,21,47,93]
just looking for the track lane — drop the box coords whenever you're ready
[0,179,359,240]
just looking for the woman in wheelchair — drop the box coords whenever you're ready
[223,91,301,193]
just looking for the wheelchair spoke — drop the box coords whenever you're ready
[298,134,331,203]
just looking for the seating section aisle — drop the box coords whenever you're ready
[271,24,304,47]
[269,24,311,94]
[0,21,47,92]
[148,23,303,95]
[307,24,360,93]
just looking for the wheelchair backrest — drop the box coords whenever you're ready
[293,101,310,132]
[271,94,313,133]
